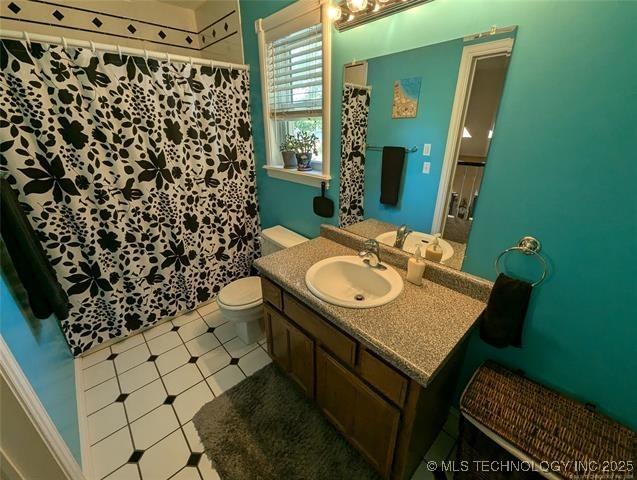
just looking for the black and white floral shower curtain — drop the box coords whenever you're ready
[339,84,371,227]
[0,40,260,355]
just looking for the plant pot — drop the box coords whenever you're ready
[296,152,313,171]
[281,150,297,169]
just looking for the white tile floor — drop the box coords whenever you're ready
[80,301,459,480]
[80,301,271,480]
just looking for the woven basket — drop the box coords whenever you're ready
[456,417,544,479]
[460,361,636,480]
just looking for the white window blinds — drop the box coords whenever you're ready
[267,24,322,119]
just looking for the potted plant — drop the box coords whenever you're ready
[294,131,319,171]
[279,135,298,169]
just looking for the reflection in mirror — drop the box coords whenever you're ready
[338,28,516,271]
[442,54,510,250]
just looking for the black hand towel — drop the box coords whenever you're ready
[380,146,405,205]
[1,178,69,320]
[478,273,532,348]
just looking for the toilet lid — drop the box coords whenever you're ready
[218,276,262,307]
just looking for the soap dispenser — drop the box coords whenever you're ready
[406,246,426,286]
[425,234,444,263]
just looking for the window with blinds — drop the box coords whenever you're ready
[256,0,330,183]
[267,24,323,119]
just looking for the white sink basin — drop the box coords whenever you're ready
[305,256,403,308]
[376,231,454,264]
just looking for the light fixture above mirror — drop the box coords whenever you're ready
[332,0,434,31]
[346,0,368,13]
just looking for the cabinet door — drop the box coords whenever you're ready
[265,306,289,371]
[316,347,356,435]
[265,305,314,398]
[316,347,400,479]
[350,381,400,477]
[287,321,315,398]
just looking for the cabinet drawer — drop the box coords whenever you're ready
[359,347,408,407]
[283,293,357,367]
[261,276,282,310]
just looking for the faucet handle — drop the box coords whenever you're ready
[363,238,379,251]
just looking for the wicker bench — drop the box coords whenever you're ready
[456,361,636,479]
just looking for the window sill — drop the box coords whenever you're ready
[263,165,331,188]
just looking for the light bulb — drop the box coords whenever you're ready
[346,0,368,13]
[327,5,342,21]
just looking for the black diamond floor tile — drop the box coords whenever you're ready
[148,355,158,362]
[92,17,102,28]
[128,450,144,463]
[52,9,64,21]
[229,358,239,365]
[164,395,176,405]
[115,393,129,402]
[188,356,198,363]
[187,452,202,467]
[107,353,118,360]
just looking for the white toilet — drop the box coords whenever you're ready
[216,226,308,344]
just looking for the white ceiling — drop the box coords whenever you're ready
[156,0,208,10]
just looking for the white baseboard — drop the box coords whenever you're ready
[0,336,86,480]
[74,358,93,480]
[0,447,26,480]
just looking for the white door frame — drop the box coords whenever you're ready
[0,337,86,480]
[431,37,515,234]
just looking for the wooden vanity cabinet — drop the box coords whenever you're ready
[261,277,462,480]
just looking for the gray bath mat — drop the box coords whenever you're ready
[193,364,381,480]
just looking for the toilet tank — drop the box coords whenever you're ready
[261,226,308,257]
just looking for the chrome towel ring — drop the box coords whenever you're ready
[495,236,548,287]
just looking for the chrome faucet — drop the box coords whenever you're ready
[358,239,386,270]
[394,224,412,249]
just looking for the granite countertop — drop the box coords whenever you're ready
[254,236,486,386]
[345,218,398,238]
[345,218,467,270]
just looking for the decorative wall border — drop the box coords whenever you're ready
[2,0,239,52]
[198,10,239,50]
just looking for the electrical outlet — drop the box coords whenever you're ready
[423,144,431,156]
[422,161,431,174]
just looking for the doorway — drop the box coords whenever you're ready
[432,38,514,269]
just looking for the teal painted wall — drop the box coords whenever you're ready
[1,275,82,463]
[241,0,637,428]
[364,40,462,232]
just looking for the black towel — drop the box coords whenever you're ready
[478,273,532,348]
[1,178,69,320]
[379,146,405,205]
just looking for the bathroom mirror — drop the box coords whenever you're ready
[339,27,516,270]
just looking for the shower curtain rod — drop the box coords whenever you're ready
[0,29,249,71]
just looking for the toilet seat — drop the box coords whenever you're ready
[217,276,262,311]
